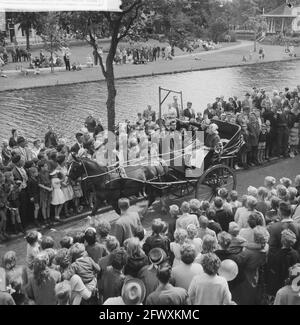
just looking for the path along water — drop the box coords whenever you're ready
[0,60,300,144]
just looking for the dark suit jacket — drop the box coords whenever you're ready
[70,143,80,154]
[183,108,195,120]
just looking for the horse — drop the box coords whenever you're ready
[68,156,168,215]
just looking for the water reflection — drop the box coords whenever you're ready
[0,60,300,145]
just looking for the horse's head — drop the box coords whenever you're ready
[68,154,85,181]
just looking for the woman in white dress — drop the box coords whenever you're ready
[56,154,74,218]
[50,170,66,221]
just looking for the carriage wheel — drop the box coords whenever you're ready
[195,164,236,202]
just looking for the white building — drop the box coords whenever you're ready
[263,4,300,34]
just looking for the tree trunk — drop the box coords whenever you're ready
[26,28,30,51]
[105,56,116,132]
[254,30,257,52]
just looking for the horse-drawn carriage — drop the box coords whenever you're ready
[68,117,243,215]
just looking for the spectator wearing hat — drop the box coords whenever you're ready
[137,248,167,301]
[146,263,188,305]
[274,264,300,305]
[143,218,170,256]
[171,244,203,291]
[188,253,232,305]
[98,248,127,304]
[84,227,107,264]
[103,278,146,305]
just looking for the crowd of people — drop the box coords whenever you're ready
[112,44,175,65]
[0,85,299,239]
[0,174,300,305]
[0,84,300,304]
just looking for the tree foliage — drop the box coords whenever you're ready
[39,13,66,72]
[59,0,212,130]
[12,12,44,49]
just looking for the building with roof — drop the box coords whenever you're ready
[263,4,300,34]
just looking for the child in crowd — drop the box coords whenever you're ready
[143,218,170,256]
[289,122,299,158]
[280,178,292,189]
[288,187,298,206]
[198,215,216,240]
[27,167,40,227]
[228,222,246,254]
[170,229,188,267]
[68,243,100,292]
[50,170,65,221]
[264,176,277,199]
[265,120,272,161]
[187,224,202,255]
[38,160,52,226]
[258,124,267,165]
[168,204,179,242]
[60,236,73,249]
[229,190,242,216]
[25,230,41,271]
[4,171,23,235]
[71,178,83,214]
[0,172,8,241]
[240,122,251,169]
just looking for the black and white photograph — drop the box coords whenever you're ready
[0,0,300,309]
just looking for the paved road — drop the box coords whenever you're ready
[1,155,299,264]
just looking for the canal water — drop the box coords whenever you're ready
[0,60,300,145]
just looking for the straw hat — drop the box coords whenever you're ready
[121,278,146,305]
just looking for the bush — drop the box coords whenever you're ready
[222,31,237,43]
